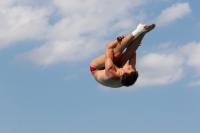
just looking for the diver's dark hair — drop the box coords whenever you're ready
[120,71,139,87]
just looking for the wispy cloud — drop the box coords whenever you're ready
[179,42,200,74]
[8,0,147,66]
[64,74,78,81]
[0,0,194,72]
[0,0,14,7]
[134,41,200,87]
[136,53,184,86]
[0,6,50,48]
[154,2,191,26]
[189,80,200,87]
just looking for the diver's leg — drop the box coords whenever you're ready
[90,35,133,69]
[115,33,146,67]
[90,23,155,69]
[114,23,155,61]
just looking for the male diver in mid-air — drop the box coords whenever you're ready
[90,23,155,88]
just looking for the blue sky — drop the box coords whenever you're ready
[0,0,200,133]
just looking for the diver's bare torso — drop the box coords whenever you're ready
[92,70,123,88]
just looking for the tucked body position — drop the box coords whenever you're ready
[90,23,155,88]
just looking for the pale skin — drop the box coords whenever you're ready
[90,23,155,88]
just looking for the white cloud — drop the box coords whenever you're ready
[52,0,145,16]
[14,0,147,66]
[134,41,200,87]
[15,38,99,66]
[136,53,184,86]
[0,0,193,73]
[179,42,200,74]
[189,80,200,87]
[155,3,191,26]
[0,0,15,7]
[0,6,50,48]
[3,0,200,89]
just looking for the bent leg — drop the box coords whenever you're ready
[113,23,155,63]
[90,33,135,69]
[115,33,146,67]
[90,23,155,69]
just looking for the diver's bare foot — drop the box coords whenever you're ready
[143,23,155,32]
